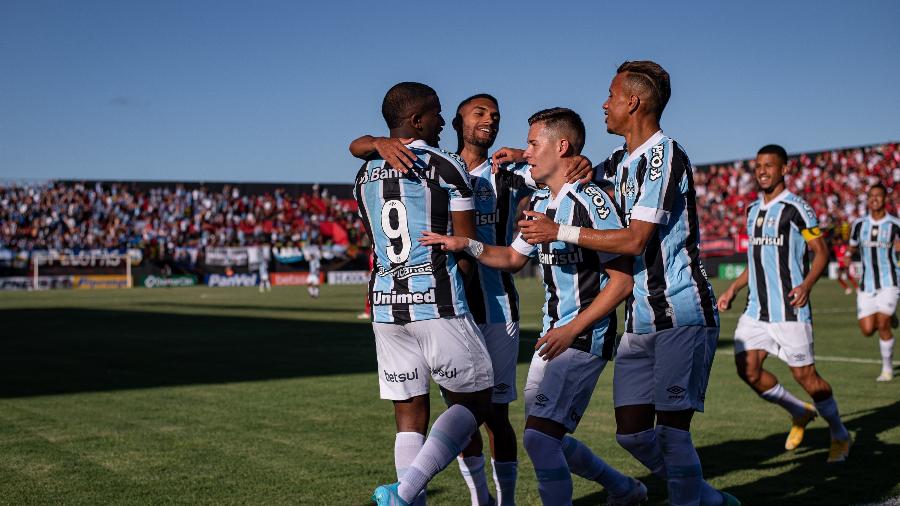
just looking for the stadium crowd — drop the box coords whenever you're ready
[1,142,897,258]
[695,142,900,239]
[0,182,368,258]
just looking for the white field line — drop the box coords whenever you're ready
[716,349,899,366]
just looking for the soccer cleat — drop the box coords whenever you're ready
[606,478,648,506]
[826,435,852,463]
[720,491,742,506]
[785,404,818,451]
[844,287,853,295]
[371,482,410,506]
[876,370,893,382]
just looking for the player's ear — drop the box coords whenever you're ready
[410,111,423,130]
[628,94,640,114]
[559,139,571,156]
[451,114,462,132]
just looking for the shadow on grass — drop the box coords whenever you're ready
[575,401,900,506]
[1,308,543,398]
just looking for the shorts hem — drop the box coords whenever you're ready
[380,389,430,401]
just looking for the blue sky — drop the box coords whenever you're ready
[1,0,898,183]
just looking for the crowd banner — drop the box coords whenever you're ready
[206,273,259,287]
[326,270,369,285]
[138,274,198,288]
[205,247,251,267]
[0,276,73,290]
[272,246,304,264]
[717,263,747,281]
[72,275,130,289]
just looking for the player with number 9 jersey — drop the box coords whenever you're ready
[354,139,476,323]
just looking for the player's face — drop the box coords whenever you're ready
[419,96,445,147]
[457,98,499,149]
[603,73,629,135]
[754,153,787,193]
[523,123,559,183]
[867,187,886,213]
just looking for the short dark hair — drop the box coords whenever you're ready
[869,182,888,194]
[381,82,437,129]
[527,107,585,154]
[757,144,788,164]
[456,93,498,115]
[617,60,671,120]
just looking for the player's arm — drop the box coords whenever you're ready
[535,256,633,361]
[348,135,417,170]
[717,267,750,311]
[451,210,480,275]
[418,232,530,272]
[519,213,657,255]
[789,234,829,307]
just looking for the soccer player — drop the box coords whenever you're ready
[718,144,852,463]
[258,249,271,293]
[831,235,857,295]
[849,182,900,382]
[305,242,321,298]
[354,82,494,506]
[351,93,534,506]
[421,107,646,506]
[508,61,735,505]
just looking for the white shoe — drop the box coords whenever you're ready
[876,370,893,382]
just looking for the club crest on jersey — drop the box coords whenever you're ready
[475,180,494,202]
[583,185,611,220]
[377,261,434,280]
[765,217,777,228]
[649,144,665,181]
[622,179,637,198]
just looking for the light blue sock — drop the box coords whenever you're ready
[398,405,476,503]
[523,429,572,506]
[561,435,632,496]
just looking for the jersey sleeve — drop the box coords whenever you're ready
[433,153,475,212]
[631,139,687,225]
[792,199,821,242]
[849,219,862,247]
[505,162,536,201]
[576,183,624,263]
[510,232,537,258]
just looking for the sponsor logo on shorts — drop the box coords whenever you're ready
[666,385,686,400]
[790,353,807,362]
[431,367,458,379]
[535,393,550,408]
[494,383,510,393]
[384,369,419,383]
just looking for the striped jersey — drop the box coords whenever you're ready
[596,132,718,334]
[353,139,473,323]
[743,190,821,323]
[849,214,900,293]
[511,182,623,358]
[466,160,535,324]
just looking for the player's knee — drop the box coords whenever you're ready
[737,365,762,386]
[523,428,557,459]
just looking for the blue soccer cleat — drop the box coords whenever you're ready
[371,482,410,506]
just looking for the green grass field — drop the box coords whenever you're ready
[1,278,898,505]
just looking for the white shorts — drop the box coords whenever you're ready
[480,322,520,404]
[373,314,494,401]
[524,348,607,433]
[307,273,320,286]
[613,326,718,412]
[857,287,900,319]
[733,314,814,367]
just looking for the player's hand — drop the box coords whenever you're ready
[788,284,811,307]
[419,231,468,252]
[535,324,578,361]
[717,289,735,311]
[519,211,559,245]
[491,148,526,173]
[564,155,594,183]
[373,137,417,171]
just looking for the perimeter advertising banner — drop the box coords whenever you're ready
[271,272,322,286]
[205,273,259,287]
[326,270,369,285]
[0,276,73,291]
[72,275,130,289]
[138,275,198,288]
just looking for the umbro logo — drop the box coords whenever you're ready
[667,385,686,399]
[535,393,550,407]
[494,383,510,393]
[791,353,807,362]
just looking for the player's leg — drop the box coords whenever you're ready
[525,349,642,505]
[389,315,494,504]
[873,287,898,381]
[653,326,736,506]
[789,363,851,462]
[458,429,490,506]
[481,321,520,505]
[373,323,432,505]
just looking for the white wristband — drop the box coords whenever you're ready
[556,224,580,245]
[464,239,484,258]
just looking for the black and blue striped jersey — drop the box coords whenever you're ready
[744,190,821,323]
[353,140,473,323]
[466,160,535,325]
[511,182,623,359]
[850,214,900,293]
[596,132,718,334]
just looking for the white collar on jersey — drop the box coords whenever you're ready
[622,130,665,166]
[758,189,791,210]
[406,139,430,148]
[868,213,891,225]
[548,182,575,209]
[470,158,492,175]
